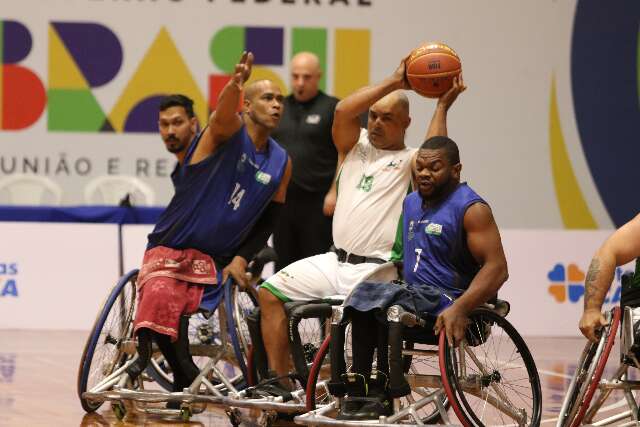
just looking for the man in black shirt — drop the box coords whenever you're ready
[271,52,339,270]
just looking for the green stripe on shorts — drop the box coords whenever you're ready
[260,281,292,302]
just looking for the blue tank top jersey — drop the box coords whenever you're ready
[402,183,486,298]
[147,125,288,259]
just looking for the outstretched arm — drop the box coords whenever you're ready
[332,58,409,155]
[434,203,508,345]
[580,214,640,341]
[190,52,254,164]
[424,75,466,140]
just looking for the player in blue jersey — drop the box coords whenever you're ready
[126,52,293,394]
[340,136,508,419]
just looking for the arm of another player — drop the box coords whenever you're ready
[434,203,508,345]
[190,52,254,165]
[424,75,466,140]
[580,214,640,342]
[332,57,410,156]
[223,157,292,287]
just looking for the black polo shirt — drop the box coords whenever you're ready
[271,91,339,194]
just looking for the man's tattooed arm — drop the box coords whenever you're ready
[584,258,606,311]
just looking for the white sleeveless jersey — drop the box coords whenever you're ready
[333,128,416,260]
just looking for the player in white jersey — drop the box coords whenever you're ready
[258,55,466,385]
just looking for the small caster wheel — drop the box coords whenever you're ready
[180,406,192,422]
[111,401,126,420]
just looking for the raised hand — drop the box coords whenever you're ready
[232,51,254,86]
[437,74,467,111]
[392,55,411,90]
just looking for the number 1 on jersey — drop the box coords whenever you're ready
[413,248,422,273]
[229,183,245,211]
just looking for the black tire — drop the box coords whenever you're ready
[441,308,542,427]
[77,270,138,412]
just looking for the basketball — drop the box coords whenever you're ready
[405,42,462,98]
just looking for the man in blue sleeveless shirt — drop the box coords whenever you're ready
[341,136,508,419]
[127,52,293,393]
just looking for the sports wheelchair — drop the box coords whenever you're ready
[222,297,349,426]
[557,272,640,427]
[296,297,542,426]
[76,249,274,422]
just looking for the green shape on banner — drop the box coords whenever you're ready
[291,28,327,91]
[48,89,107,132]
[210,27,245,73]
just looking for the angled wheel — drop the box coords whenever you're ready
[225,278,258,381]
[402,341,449,424]
[556,306,621,427]
[305,323,352,411]
[145,310,224,390]
[77,269,138,412]
[440,307,542,427]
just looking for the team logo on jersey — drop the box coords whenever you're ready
[425,223,442,236]
[383,159,403,171]
[255,171,272,185]
[356,174,374,192]
[306,114,321,125]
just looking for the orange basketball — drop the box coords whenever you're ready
[405,42,462,98]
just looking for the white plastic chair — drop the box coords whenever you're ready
[84,175,156,206]
[0,175,63,205]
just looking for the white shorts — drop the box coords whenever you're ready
[261,252,398,301]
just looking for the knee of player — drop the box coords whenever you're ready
[258,286,283,309]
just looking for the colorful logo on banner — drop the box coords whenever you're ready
[550,1,640,229]
[0,262,18,297]
[547,262,627,305]
[0,20,369,133]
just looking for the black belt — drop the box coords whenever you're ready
[332,247,386,265]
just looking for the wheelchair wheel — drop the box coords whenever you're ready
[556,306,621,427]
[77,269,138,412]
[305,323,353,411]
[402,341,449,424]
[225,278,258,379]
[290,305,333,386]
[440,307,542,427]
[145,311,223,391]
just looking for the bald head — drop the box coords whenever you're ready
[244,79,273,101]
[242,79,284,131]
[372,90,410,117]
[290,51,322,102]
[367,90,411,150]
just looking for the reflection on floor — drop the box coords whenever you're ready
[0,330,634,426]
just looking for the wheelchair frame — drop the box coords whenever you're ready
[77,269,255,421]
[296,300,542,427]
[557,306,640,427]
[222,299,343,426]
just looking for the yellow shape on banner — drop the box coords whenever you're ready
[334,29,370,99]
[246,66,287,96]
[48,26,88,89]
[109,28,206,132]
[549,77,597,229]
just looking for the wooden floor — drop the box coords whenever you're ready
[0,330,632,426]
